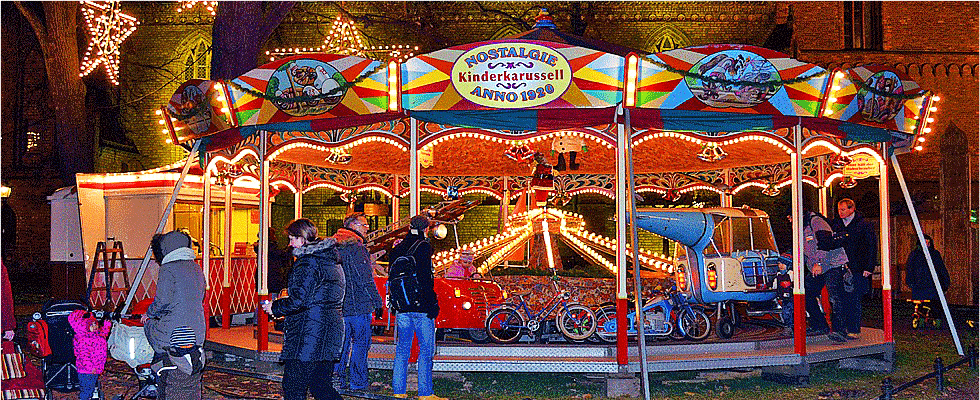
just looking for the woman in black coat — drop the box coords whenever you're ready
[905,234,950,302]
[262,219,345,400]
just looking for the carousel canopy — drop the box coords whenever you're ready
[161,21,936,182]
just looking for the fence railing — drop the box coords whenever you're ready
[877,346,978,400]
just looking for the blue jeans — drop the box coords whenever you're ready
[392,312,435,397]
[333,313,372,390]
[78,373,99,400]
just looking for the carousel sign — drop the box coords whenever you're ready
[842,153,880,179]
[451,42,572,108]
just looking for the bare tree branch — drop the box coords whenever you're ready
[259,1,296,40]
[14,2,47,43]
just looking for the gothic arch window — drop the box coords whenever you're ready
[175,32,212,80]
[647,25,692,53]
[490,25,523,40]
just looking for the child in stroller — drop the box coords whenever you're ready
[29,299,93,398]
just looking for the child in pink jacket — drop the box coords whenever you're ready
[68,310,112,400]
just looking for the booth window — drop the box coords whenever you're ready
[843,1,883,50]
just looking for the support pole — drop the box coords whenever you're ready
[203,165,212,291]
[391,175,400,222]
[891,154,963,355]
[120,140,201,315]
[222,177,233,329]
[878,144,892,342]
[294,164,303,220]
[819,156,829,216]
[790,125,806,355]
[625,108,651,400]
[721,169,733,208]
[499,176,510,232]
[614,105,629,368]
[257,131,269,352]
[410,118,420,217]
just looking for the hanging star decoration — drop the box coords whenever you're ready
[176,1,217,16]
[79,1,139,85]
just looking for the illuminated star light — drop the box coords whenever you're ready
[176,1,217,16]
[79,1,139,85]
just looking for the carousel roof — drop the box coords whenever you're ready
[160,18,938,188]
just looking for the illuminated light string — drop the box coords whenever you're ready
[422,130,614,151]
[176,1,217,16]
[79,1,139,86]
[632,132,793,155]
[265,15,419,63]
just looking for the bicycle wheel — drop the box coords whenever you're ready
[679,308,711,341]
[557,304,597,342]
[486,308,525,344]
[593,305,618,343]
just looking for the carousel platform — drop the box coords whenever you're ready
[203,324,893,376]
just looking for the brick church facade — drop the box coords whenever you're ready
[2,2,976,304]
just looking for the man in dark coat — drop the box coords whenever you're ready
[143,230,206,400]
[388,216,445,400]
[829,198,878,338]
[331,213,383,392]
[263,219,344,400]
[905,234,950,301]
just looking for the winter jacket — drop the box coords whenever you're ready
[802,211,848,274]
[906,245,950,301]
[830,211,878,292]
[386,233,439,318]
[332,228,383,317]
[68,310,112,375]
[145,231,206,355]
[271,238,345,362]
[2,262,14,333]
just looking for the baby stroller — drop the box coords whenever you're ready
[107,298,157,400]
[27,299,100,399]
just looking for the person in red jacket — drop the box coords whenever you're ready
[2,262,15,341]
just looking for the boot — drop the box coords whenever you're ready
[569,151,580,170]
[554,153,566,171]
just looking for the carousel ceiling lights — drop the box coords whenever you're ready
[267,15,418,63]
[79,1,139,85]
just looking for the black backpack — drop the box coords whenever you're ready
[387,240,425,312]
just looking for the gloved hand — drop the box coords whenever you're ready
[426,306,439,320]
[374,308,384,320]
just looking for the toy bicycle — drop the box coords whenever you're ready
[485,275,597,344]
[908,299,942,329]
[592,285,712,342]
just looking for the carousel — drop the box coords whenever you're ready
[90,10,957,380]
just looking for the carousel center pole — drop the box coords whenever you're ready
[294,164,303,219]
[790,125,806,356]
[257,130,270,352]
[892,153,963,355]
[120,140,201,316]
[410,118,420,216]
[222,174,233,329]
[203,162,212,310]
[878,144,892,343]
[614,105,629,370]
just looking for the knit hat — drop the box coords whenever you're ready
[410,215,429,232]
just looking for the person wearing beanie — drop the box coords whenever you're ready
[143,230,206,400]
[331,213,384,392]
[388,215,445,400]
[261,218,345,400]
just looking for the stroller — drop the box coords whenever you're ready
[27,299,98,399]
[107,298,157,400]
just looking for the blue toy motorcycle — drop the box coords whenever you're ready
[593,285,711,342]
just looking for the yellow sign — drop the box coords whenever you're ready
[842,153,880,179]
[451,43,572,108]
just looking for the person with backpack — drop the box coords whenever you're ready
[331,213,384,393]
[387,215,446,400]
[795,210,850,343]
[261,218,344,400]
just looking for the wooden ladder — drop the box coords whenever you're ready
[86,240,131,311]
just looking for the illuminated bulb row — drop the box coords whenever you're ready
[564,229,672,271]
[480,229,533,271]
[355,185,392,197]
[632,131,703,147]
[176,1,217,16]
[79,1,139,85]
[568,228,674,263]
[268,142,330,161]
[458,189,502,200]
[915,95,942,152]
[337,136,407,152]
[561,231,616,272]
[719,135,793,155]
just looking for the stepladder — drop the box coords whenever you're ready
[86,240,131,312]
